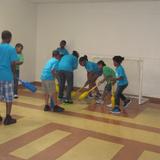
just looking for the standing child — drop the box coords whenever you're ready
[0,30,18,125]
[40,50,62,111]
[14,43,24,98]
[57,40,69,57]
[97,60,116,105]
[79,55,102,98]
[111,56,131,114]
[58,51,79,103]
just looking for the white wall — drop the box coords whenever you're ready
[36,1,160,98]
[0,0,37,81]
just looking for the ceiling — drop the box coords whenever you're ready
[28,0,160,3]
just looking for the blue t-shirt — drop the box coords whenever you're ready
[116,65,128,86]
[85,61,102,75]
[0,43,18,81]
[40,58,59,80]
[57,48,69,56]
[58,55,78,72]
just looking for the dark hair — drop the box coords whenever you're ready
[97,60,106,67]
[72,51,79,58]
[113,56,124,64]
[1,30,12,40]
[52,50,60,57]
[60,40,66,44]
[79,55,88,63]
[15,43,23,49]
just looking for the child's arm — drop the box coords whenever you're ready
[11,61,17,74]
[52,69,57,77]
[73,59,78,70]
[82,72,96,88]
[15,61,23,65]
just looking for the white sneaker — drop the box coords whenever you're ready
[14,95,19,99]
[107,104,113,108]
[96,99,104,104]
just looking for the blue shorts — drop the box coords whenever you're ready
[0,81,14,103]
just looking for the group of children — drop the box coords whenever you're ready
[41,40,131,114]
[0,31,24,125]
[0,30,131,126]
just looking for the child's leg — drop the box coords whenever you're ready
[115,86,124,107]
[115,85,127,108]
[14,70,19,96]
[118,84,128,102]
[50,92,58,105]
[44,94,49,106]
[92,75,101,97]
[103,84,112,105]
[119,84,131,108]
[88,73,98,96]
[3,81,16,125]
[42,81,51,111]
[58,71,66,99]
[65,71,73,101]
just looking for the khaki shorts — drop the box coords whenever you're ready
[42,80,56,94]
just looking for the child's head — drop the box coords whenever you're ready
[1,30,12,43]
[79,55,88,66]
[15,43,23,54]
[52,50,61,60]
[60,40,66,48]
[97,60,106,69]
[113,56,124,67]
[72,50,79,59]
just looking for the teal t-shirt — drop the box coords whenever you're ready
[40,58,59,80]
[85,61,101,75]
[57,48,69,56]
[0,43,18,81]
[116,65,128,86]
[58,55,78,72]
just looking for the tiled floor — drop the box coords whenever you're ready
[0,89,160,160]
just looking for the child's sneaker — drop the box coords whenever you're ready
[107,104,113,108]
[14,95,19,99]
[123,99,131,109]
[44,105,50,111]
[96,99,104,104]
[58,96,66,102]
[111,107,121,114]
[54,105,64,112]
[64,99,73,104]
[4,115,16,125]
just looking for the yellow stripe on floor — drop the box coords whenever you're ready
[138,150,160,160]
[57,137,123,160]
[10,130,71,159]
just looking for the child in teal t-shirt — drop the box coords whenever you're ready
[97,60,116,105]
[111,56,131,114]
[79,55,102,98]
[14,43,24,98]
[57,40,69,57]
[0,30,18,125]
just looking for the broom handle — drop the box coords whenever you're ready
[112,84,115,96]
[87,85,98,93]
